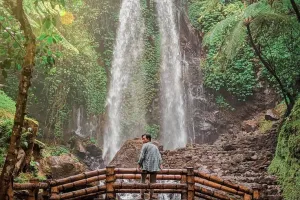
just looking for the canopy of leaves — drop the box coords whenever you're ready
[189,0,300,105]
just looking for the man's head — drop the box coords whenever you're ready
[141,134,151,143]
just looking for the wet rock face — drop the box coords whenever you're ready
[45,154,86,179]
[82,143,105,170]
[71,138,105,170]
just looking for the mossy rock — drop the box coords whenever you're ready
[269,98,300,200]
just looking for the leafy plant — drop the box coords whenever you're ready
[0,147,5,168]
[30,160,39,176]
[89,137,96,145]
[50,146,70,156]
[202,0,300,113]
[145,124,160,139]
[215,95,234,110]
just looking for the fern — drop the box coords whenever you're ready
[204,0,296,61]
[243,1,270,18]
[222,20,247,60]
[204,14,241,46]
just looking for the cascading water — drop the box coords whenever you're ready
[103,0,145,162]
[75,107,84,137]
[156,0,187,150]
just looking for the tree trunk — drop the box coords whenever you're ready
[0,0,36,199]
[20,120,39,173]
[290,0,300,22]
[245,22,295,115]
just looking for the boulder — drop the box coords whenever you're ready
[110,138,143,168]
[83,144,105,170]
[222,144,236,151]
[86,144,102,157]
[265,109,280,121]
[242,120,258,132]
[45,154,85,179]
[200,122,213,131]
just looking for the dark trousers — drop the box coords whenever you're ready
[141,170,157,198]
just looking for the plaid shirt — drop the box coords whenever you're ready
[138,142,162,172]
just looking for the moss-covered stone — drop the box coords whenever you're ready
[269,98,300,200]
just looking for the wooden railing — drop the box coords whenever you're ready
[12,166,260,200]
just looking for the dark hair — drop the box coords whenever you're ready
[141,134,151,141]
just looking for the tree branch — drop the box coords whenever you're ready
[0,22,24,50]
[245,21,295,115]
[290,0,300,22]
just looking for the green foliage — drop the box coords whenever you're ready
[14,171,46,183]
[141,0,161,107]
[269,98,300,199]
[86,66,107,115]
[258,28,300,98]
[0,91,14,152]
[14,173,31,183]
[189,0,300,107]
[0,0,112,142]
[33,0,111,138]
[89,137,96,145]
[0,90,15,115]
[30,160,39,176]
[46,146,70,157]
[0,1,25,80]
[203,43,256,101]
[189,1,257,102]
[259,119,273,133]
[1,0,111,141]
[51,146,70,156]
[188,0,243,34]
[215,95,234,110]
[145,124,160,139]
[0,147,5,168]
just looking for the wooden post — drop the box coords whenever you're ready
[186,167,194,200]
[28,179,38,200]
[181,173,187,200]
[253,189,260,200]
[42,188,49,200]
[106,166,116,200]
[244,193,252,200]
[51,186,59,198]
[7,180,14,200]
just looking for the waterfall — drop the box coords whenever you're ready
[75,107,84,137]
[103,0,145,162]
[156,0,187,150]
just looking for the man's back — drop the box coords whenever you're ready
[138,142,162,172]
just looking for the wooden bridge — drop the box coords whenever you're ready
[12,166,260,200]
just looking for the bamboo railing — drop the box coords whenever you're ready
[12,166,260,200]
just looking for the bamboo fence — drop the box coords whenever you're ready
[11,166,260,200]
